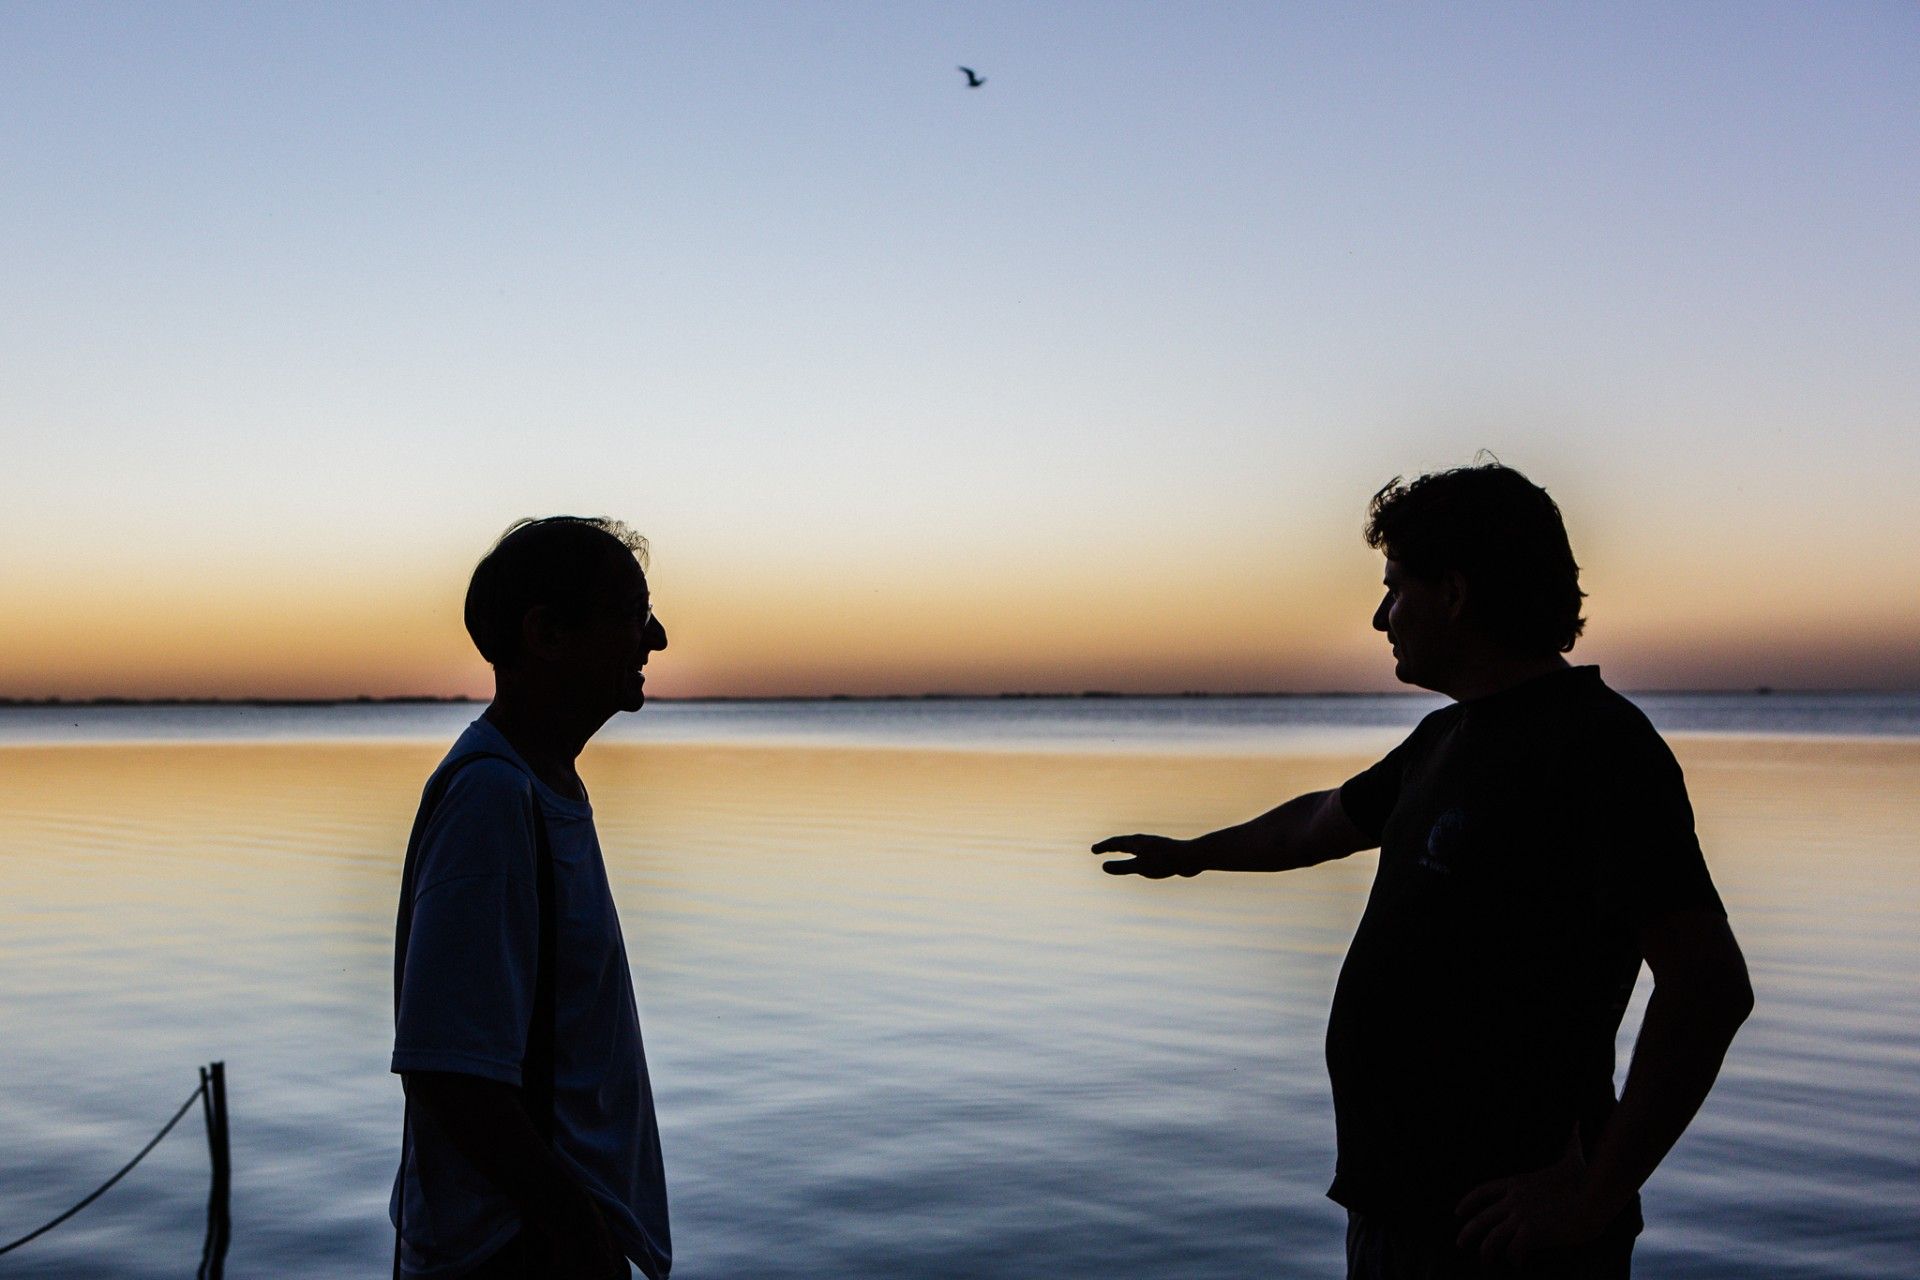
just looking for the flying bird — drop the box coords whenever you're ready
[958,66,985,88]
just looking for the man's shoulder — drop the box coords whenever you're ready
[1452,672,1679,798]
[410,746,540,889]
[1403,699,1466,748]
[430,751,532,800]
[413,753,533,828]
[422,722,535,808]
[1498,669,1667,750]
[1526,677,1694,815]
[1569,677,1675,758]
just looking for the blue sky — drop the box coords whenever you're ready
[3,3,1916,695]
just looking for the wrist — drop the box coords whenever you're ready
[1569,1181,1627,1242]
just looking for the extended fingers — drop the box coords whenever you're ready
[1102,858,1170,877]
[1093,834,1142,874]
[1476,1216,1522,1267]
[1455,1178,1510,1220]
[1455,1183,1512,1250]
[1094,834,1190,878]
[1455,1205,1503,1252]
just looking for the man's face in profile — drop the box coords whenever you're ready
[562,552,667,715]
[1371,558,1455,691]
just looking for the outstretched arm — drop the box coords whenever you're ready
[1093,787,1373,877]
[1455,907,1754,1265]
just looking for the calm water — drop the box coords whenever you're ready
[0,697,1916,1278]
[5,689,1920,751]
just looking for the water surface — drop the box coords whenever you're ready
[0,700,1914,1277]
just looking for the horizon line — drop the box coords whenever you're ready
[1,685,1913,710]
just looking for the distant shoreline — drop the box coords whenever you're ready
[0,687,1908,708]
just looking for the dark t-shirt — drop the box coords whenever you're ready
[1328,665,1723,1233]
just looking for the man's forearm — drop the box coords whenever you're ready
[1577,978,1751,1226]
[1188,789,1355,872]
[406,1072,592,1227]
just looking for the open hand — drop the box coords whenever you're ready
[1455,1130,1602,1269]
[1091,833,1199,878]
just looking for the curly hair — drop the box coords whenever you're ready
[1365,462,1586,655]
[464,516,649,667]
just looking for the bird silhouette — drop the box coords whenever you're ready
[958,66,985,88]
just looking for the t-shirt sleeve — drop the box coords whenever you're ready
[1338,730,1418,846]
[392,761,541,1085]
[1593,726,1725,929]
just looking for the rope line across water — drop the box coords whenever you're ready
[0,1081,208,1257]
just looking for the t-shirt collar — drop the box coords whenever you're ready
[457,717,594,816]
[1459,663,1600,712]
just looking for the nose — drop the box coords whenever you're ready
[1371,596,1391,634]
[646,613,668,652]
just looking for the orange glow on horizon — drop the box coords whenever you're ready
[4,539,1916,699]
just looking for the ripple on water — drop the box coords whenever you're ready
[0,736,1914,1278]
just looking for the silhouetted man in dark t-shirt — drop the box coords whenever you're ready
[1095,464,1753,1278]
[392,517,671,1280]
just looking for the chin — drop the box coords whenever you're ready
[1392,657,1433,691]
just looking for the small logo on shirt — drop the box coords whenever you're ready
[1419,809,1467,875]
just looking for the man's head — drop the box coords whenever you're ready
[465,516,667,714]
[1364,462,1585,691]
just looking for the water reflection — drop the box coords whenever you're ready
[0,736,1914,1277]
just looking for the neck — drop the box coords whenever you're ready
[483,683,606,799]
[1442,653,1572,703]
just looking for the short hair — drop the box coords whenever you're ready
[1364,462,1586,655]
[464,517,649,667]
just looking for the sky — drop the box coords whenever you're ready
[3,2,1916,698]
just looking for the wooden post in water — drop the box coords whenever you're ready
[197,1061,231,1280]
[197,1067,213,1279]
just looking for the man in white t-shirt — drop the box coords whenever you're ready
[392,516,671,1279]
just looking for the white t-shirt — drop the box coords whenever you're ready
[391,718,671,1278]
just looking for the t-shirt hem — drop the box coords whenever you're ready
[1329,1177,1644,1240]
[609,1222,672,1279]
[1326,1174,1476,1231]
[554,1146,672,1277]
[397,1218,522,1279]
[627,1238,673,1280]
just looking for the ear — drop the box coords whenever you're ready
[518,604,567,661]
[1441,570,1470,622]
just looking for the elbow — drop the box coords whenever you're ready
[1644,910,1754,1038]
[1696,965,1755,1039]
[1714,937,1756,1030]
[1728,968,1756,1028]
[1699,957,1754,1034]
[1651,962,1754,1041]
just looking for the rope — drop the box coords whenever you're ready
[0,1081,208,1257]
